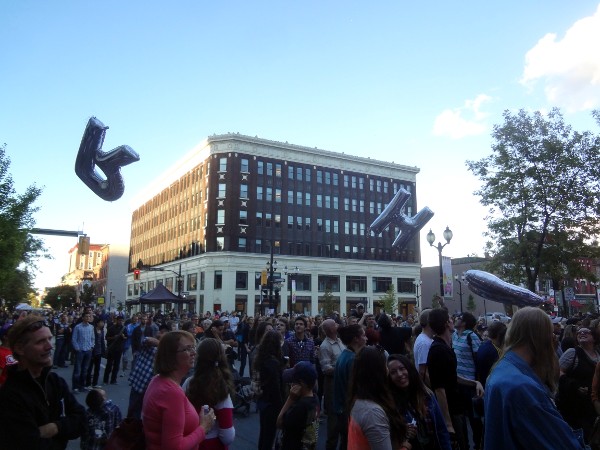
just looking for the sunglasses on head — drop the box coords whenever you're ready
[26,320,47,332]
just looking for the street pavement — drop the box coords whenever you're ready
[59,359,328,449]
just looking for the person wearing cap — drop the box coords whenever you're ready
[276,361,319,450]
[0,314,86,449]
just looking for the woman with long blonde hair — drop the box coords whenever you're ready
[484,307,582,449]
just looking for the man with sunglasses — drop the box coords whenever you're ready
[0,314,85,449]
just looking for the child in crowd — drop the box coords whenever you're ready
[80,388,122,450]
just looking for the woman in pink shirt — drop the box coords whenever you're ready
[142,331,215,450]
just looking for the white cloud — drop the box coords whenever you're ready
[521,4,600,112]
[432,94,492,139]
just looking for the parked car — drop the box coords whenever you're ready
[479,312,511,324]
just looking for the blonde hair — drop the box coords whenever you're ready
[504,307,558,392]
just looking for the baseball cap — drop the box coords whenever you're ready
[282,361,317,387]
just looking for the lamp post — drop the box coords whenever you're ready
[426,226,453,298]
[413,279,422,310]
[284,266,300,314]
[455,274,465,313]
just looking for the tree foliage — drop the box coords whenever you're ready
[0,144,45,301]
[379,284,397,314]
[320,288,337,317]
[467,109,600,292]
[466,294,476,312]
[43,285,77,310]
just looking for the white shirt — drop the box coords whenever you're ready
[413,332,433,368]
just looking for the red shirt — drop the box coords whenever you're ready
[0,346,17,386]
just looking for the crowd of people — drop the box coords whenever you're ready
[0,302,598,449]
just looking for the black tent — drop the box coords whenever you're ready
[126,283,190,308]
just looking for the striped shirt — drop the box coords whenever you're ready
[452,330,481,380]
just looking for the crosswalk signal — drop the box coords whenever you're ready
[134,269,141,280]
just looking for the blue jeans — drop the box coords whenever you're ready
[72,349,92,390]
[53,338,67,367]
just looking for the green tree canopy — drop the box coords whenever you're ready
[43,285,77,310]
[379,284,397,314]
[0,144,45,305]
[467,108,600,292]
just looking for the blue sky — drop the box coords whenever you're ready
[2,1,600,291]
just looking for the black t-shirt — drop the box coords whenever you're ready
[380,327,413,355]
[427,336,462,414]
[281,395,319,450]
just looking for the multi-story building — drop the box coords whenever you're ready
[127,133,424,316]
[63,241,129,309]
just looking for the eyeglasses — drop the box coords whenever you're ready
[577,330,592,336]
[26,321,47,332]
[177,345,196,354]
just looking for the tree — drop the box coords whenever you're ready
[79,284,96,306]
[467,109,600,292]
[0,144,45,301]
[379,284,397,314]
[320,288,336,317]
[466,294,476,312]
[43,285,77,310]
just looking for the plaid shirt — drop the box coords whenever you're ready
[285,334,316,367]
[128,345,156,393]
[80,400,122,450]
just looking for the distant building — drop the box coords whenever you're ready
[127,133,425,315]
[63,242,128,309]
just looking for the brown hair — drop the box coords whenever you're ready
[154,330,195,376]
[7,314,47,355]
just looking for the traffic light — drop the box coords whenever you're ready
[134,269,140,280]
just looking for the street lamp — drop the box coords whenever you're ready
[426,226,453,298]
[454,274,465,313]
[284,266,300,314]
[413,279,422,310]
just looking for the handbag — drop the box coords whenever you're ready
[105,417,145,450]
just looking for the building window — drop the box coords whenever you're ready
[325,172,331,185]
[217,210,225,224]
[333,220,339,233]
[258,161,264,175]
[288,215,294,229]
[200,272,205,290]
[305,217,311,231]
[187,273,198,290]
[318,275,340,292]
[359,200,365,213]
[275,189,281,203]
[346,276,367,292]
[257,186,263,200]
[305,168,311,182]
[317,170,323,183]
[333,173,339,186]
[345,222,350,234]
[317,218,323,231]
[344,198,350,211]
[384,181,389,193]
[296,274,311,291]
[214,270,223,289]
[267,162,273,176]
[236,271,248,289]
[255,272,263,290]
[275,214,281,228]
[325,219,331,232]
[352,176,357,188]
[255,239,262,253]
[373,277,392,292]
[216,237,224,251]
[317,195,322,207]
[296,167,303,181]
[275,164,282,177]
[305,192,310,206]
[219,157,227,172]
[370,179,374,191]
[296,216,303,230]
[296,192,302,205]
[377,180,382,192]
[325,196,331,208]
[352,199,357,211]
[266,188,273,201]
[218,183,226,198]
[333,197,339,209]
[240,210,248,225]
[256,212,263,226]
[344,175,349,187]
[241,158,249,172]
[288,166,294,179]
[359,177,365,189]
[265,213,272,227]
[397,278,415,293]
[370,202,375,214]
[240,184,248,198]
[288,190,294,204]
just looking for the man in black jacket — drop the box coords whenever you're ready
[0,314,86,449]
